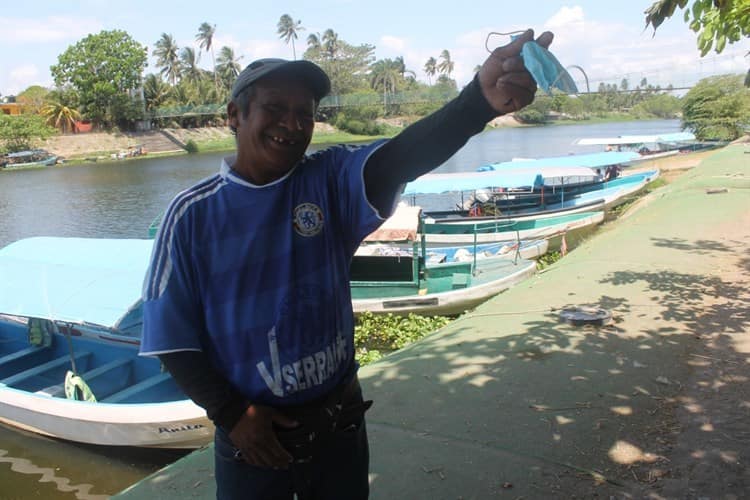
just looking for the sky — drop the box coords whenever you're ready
[1,0,749,97]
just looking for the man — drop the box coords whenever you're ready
[141,29,553,500]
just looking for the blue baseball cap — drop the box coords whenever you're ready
[230,58,331,101]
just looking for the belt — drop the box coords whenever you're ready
[275,375,373,462]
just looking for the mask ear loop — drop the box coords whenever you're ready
[485,31,526,53]
[485,30,583,95]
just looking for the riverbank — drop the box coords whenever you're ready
[41,114,526,163]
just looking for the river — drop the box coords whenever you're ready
[0,119,681,498]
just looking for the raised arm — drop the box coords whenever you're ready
[364,29,554,215]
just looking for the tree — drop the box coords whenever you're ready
[0,114,56,153]
[179,47,203,85]
[50,30,147,128]
[437,50,454,77]
[681,74,750,140]
[16,86,49,114]
[322,29,340,60]
[277,14,304,60]
[196,22,218,89]
[303,31,375,95]
[370,59,402,114]
[154,33,180,86]
[216,46,243,89]
[423,57,437,85]
[41,99,81,134]
[645,0,750,56]
[143,73,171,111]
[307,32,321,50]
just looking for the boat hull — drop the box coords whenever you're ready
[352,258,537,316]
[0,390,212,448]
[422,211,605,247]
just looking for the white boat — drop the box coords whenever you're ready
[0,237,213,449]
[574,132,703,160]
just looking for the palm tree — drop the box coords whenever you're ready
[437,50,454,77]
[370,59,401,114]
[196,22,218,89]
[142,73,171,111]
[277,14,304,60]
[179,47,203,85]
[154,33,180,86]
[307,33,321,50]
[423,57,437,85]
[393,56,416,81]
[216,46,243,89]
[41,100,81,134]
[322,29,339,60]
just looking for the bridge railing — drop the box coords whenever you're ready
[148,89,461,118]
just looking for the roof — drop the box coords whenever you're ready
[364,205,423,242]
[479,151,640,170]
[403,164,601,195]
[0,237,154,329]
[575,132,696,146]
[404,170,543,194]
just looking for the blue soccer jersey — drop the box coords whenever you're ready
[140,141,393,406]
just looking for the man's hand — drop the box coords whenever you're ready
[228,403,298,469]
[478,29,554,115]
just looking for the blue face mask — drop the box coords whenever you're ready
[511,37,578,95]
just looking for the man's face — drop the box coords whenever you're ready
[228,74,316,184]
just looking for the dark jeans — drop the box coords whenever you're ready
[214,407,370,499]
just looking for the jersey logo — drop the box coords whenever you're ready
[293,203,324,237]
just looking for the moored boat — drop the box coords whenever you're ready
[1,149,58,170]
[352,206,540,315]
[0,237,213,449]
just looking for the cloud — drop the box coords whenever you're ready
[538,6,750,91]
[3,64,52,95]
[545,5,586,31]
[380,35,406,52]
[0,16,102,44]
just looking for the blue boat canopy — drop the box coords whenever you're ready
[575,133,696,146]
[0,237,153,329]
[479,151,640,171]
[404,170,542,194]
[404,165,598,195]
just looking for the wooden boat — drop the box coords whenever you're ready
[356,238,549,263]
[573,132,720,158]
[352,206,539,315]
[351,253,537,316]
[426,169,660,220]
[420,210,605,247]
[404,152,641,214]
[0,237,213,449]
[1,149,58,170]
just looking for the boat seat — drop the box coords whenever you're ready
[35,358,132,398]
[101,372,171,404]
[0,352,92,387]
[0,346,46,368]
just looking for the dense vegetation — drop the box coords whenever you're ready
[354,312,451,365]
[1,11,748,154]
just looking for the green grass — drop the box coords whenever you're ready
[172,127,393,155]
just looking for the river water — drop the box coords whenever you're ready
[0,119,681,498]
